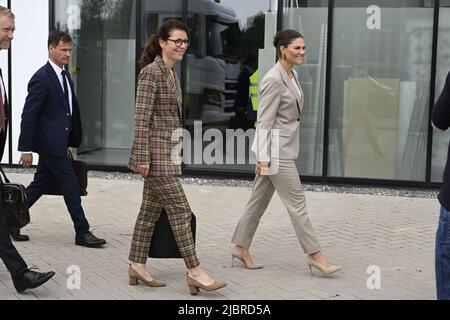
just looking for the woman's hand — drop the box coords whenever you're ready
[138,164,151,178]
[255,162,270,176]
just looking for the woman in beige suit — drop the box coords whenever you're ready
[232,30,341,275]
[128,19,226,295]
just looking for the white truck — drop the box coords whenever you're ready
[141,0,241,131]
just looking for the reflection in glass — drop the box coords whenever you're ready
[54,0,136,166]
[182,0,271,171]
[432,7,450,182]
[283,3,328,176]
[329,4,433,181]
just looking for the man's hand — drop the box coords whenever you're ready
[432,121,446,133]
[19,154,33,168]
[138,164,151,178]
[256,162,270,176]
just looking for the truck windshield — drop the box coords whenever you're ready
[206,17,240,63]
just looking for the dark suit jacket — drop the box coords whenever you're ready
[18,62,82,156]
[0,68,11,160]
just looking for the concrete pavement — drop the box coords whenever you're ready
[0,172,439,300]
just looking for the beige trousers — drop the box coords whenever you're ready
[232,160,321,255]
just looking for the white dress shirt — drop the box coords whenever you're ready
[49,59,73,115]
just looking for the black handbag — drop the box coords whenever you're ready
[0,167,30,228]
[44,150,88,196]
[148,208,196,259]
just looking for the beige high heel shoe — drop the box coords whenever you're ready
[306,255,342,276]
[231,249,263,270]
[128,266,166,287]
[186,274,227,296]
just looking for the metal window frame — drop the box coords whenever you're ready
[7,0,12,164]
[427,0,440,183]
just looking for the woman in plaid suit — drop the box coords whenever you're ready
[128,19,226,295]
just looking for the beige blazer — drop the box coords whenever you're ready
[252,61,304,162]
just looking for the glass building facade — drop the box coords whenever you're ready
[45,0,450,186]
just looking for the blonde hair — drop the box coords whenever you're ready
[0,6,15,19]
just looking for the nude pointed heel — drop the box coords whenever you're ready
[128,266,167,287]
[186,274,227,296]
[231,256,236,268]
[306,255,342,276]
[231,249,263,270]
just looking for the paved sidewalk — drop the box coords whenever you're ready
[0,172,439,300]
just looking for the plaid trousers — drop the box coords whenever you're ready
[129,176,200,269]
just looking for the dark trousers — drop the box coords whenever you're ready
[436,206,450,300]
[26,153,90,235]
[0,190,28,281]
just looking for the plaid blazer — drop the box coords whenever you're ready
[129,56,183,176]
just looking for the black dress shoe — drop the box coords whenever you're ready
[75,231,106,248]
[13,270,55,293]
[9,228,30,242]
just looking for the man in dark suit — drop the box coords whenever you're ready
[0,5,55,293]
[15,31,106,248]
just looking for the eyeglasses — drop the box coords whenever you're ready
[167,38,190,48]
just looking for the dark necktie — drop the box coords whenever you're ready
[0,69,6,133]
[61,70,70,111]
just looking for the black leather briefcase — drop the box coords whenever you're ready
[148,208,196,259]
[44,150,88,197]
[0,167,30,229]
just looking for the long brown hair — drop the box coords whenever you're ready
[139,19,188,69]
